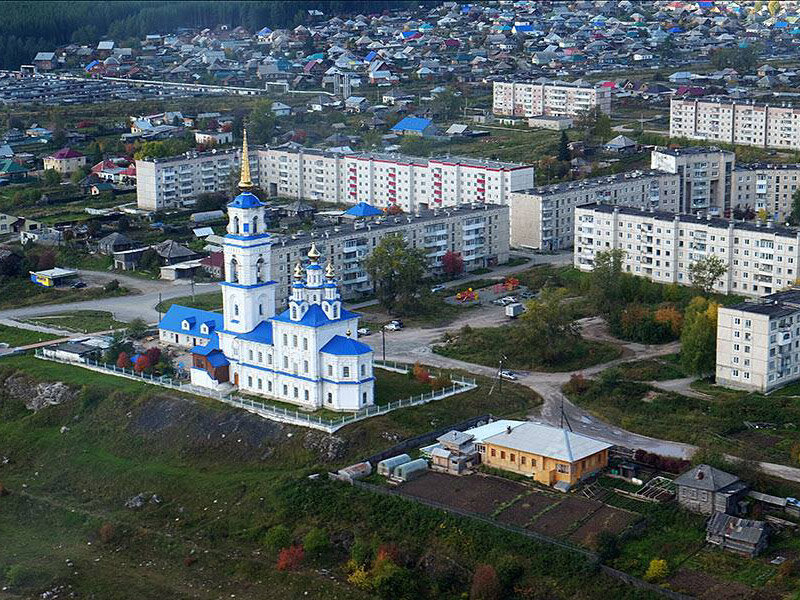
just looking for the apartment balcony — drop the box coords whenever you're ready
[758,263,774,274]
[426,249,448,259]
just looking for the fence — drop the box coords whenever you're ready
[33,350,476,433]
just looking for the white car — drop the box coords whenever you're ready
[499,370,518,381]
[384,322,402,331]
[430,284,447,293]
[357,327,371,336]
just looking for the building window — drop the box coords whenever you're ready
[293,335,298,347]
[283,384,288,395]
[258,352,263,363]
[490,448,496,457]
[257,379,262,390]
[343,366,350,378]
[328,364,333,376]
[556,464,569,474]
[283,356,288,369]
[303,337,308,350]
[293,387,298,398]
[248,349,253,360]
[303,360,308,373]
[304,390,309,401]
[510,453,515,463]
[520,456,526,465]
[247,376,252,387]
[500,451,506,460]
[362,392,367,405]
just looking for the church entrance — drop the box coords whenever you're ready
[234,373,239,386]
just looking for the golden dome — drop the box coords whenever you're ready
[293,261,303,278]
[307,242,321,260]
[325,261,335,278]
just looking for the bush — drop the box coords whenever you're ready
[412,362,431,384]
[644,558,668,582]
[302,527,329,558]
[264,524,292,553]
[591,531,619,562]
[116,352,131,368]
[430,374,452,390]
[564,373,591,395]
[350,537,372,565]
[470,564,501,600]
[103,279,120,292]
[98,522,115,544]
[276,545,303,571]
[0,481,7,496]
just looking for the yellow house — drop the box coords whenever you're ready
[480,422,611,490]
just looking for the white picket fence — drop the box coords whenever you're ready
[34,350,477,433]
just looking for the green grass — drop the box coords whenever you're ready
[155,291,223,313]
[357,297,476,329]
[611,357,687,382]
[24,310,128,333]
[0,324,59,347]
[0,279,133,310]
[434,325,622,372]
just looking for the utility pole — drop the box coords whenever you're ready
[157,292,163,321]
[191,277,196,303]
[381,326,386,362]
[498,357,503,395]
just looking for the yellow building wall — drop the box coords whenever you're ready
[482,445,608,486]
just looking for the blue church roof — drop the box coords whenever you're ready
[160,305,223,338]
[320,335,372,356]
[228,191,264,208]
[344,201,383,217]
[272,303,359,328]
[236,320,274,344]
[192,332,220,355]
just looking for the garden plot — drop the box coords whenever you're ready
[567,505,641,546]
[399,472,526,515]
[495,492,560,527]
[527,496,604,538]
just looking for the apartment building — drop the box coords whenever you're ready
[257,145,535,212]
[492,80,612,117]
[670,98,800,151]
[716,289,800,393]
[509,170,681,250]
[574,203,800,297]
[733,163,800,222]
[650,146,735,215]
[136,147,260,210]
[267,203,509,301]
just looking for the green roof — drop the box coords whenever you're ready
[0,160,28,174]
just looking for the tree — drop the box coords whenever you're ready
[644,558,668,582]
[513,287,579,366]
[575,107,612,141]
[127,317,148,339]
[588,248,626,315]
[116,351,131,368]
[70,166,88,185]
[138,248,161,273]
[789,189,800,225]
[133,354,151,373]
[264,524,292,553]
[431,89,464,120]
[276,545,303,571]
[302,527,329,558]
[363,235,427,315]
[688,254,727,295]
[441,250,464,278]
[470,564,501,600]
[247,99,276,145]
[557,129,570,162]
[42,168,61,186]
[680,297,720,376]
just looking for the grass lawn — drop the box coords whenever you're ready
[0,324,59,347]
[610,356,687,382]
[434,325,622,372]
[155,291,223,313]
[0,279,133,310]
[24,310,128,333]
[357,298,477,330]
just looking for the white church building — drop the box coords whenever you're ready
[159,133,375,411]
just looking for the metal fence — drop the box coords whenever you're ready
[33,350,476,433]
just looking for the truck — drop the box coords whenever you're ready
[505,303,525,319]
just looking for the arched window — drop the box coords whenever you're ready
[234,304,239,317]
[252,215,258,234]
[256,257,265,283]
[291,307,297,320]
[233,215,240,234]
[230,258,238,283]
[327,392,333,404]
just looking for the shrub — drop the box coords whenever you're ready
[302,527,329,557]
[470,564,501,600]
[98,523,115,544]
[644,558,668,582]
[564,373,591,395]
[145,347,161,364]
[116,352,131,368]
[276,545,303,571]
[183,556,198,567]
[376,543,400,564]
[133,354,151,373]
[104,279,120,292]
[347,564,371,589]
[591,531,619,562]
[350,536,372,565]
[0,481,7,496]
[430,374,452,390]
[777,558,800,580]
[264,524,292,553]
[412,362,430,384]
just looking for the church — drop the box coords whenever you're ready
[159,132,375,412]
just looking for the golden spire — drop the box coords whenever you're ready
[293,261,303,278]
[307,242,321,261]
[325,261,335,278]
[238,128,253,189]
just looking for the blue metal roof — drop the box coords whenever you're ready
[236,320,273,344]
[228,191,264,208]
[206,351,229,367]
[192,332,220,355]
[344,202,383,217]
[159,305,223,338]
[391,116,432,132]
[272,303,359,328]
[320,335,372,356]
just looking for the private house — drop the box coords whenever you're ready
[391,116,437,137]
[480,422,611,490]
[43,148,87,174]
[0,159,29,182]
[706,513,769,557]
[673,464,748,516]
[430,430,477,475]
[33,51,56,71]
[97,232,136,255]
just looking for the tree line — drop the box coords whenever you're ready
[0,1,429,69]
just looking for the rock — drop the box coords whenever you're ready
[125,494,147,510]
[4,375,78,412]
[150,494,161,504]
[60,426,70,434]
[302,432,348,463]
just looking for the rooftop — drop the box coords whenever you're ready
[483,422,612,463]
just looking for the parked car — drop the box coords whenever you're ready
[430,284,447,293]
[384,319,404,331]
[499,370,518,381]
[505,303,525,319]
[491,298,506,306]
[357,327,371,336]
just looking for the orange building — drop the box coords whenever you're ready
[480,422,611,491]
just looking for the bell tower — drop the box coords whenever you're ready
[220,130,276,334]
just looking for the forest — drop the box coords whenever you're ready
[0,1,426,70]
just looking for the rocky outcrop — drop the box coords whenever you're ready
[303,431,348,463]
[3,375,78,412]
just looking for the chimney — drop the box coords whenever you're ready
[506,425,512,434]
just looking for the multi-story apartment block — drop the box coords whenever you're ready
[574,203,800,297]
[716,289,800,393]
[509,170,681,250]
[733,163,800,222]
[136,147,260,211]
[267,203,509,300]
[257,146,534,212]
[650,147,735,215]
[492,80,612,117]
[670,98,800,151]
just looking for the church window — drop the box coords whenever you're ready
[252,216,258,234]
[268,381,272,391]
[303,360,308,373]
[248,349,253,361]
[230,258,238,283]
[362,392,367,405]
[343,366,350,378]
[283,384,288,395]
[233,215,240,234]
[334,305,339,319]
[283,334,287,345]
[327,392,333,404]
[291,307,297,320]
[247,376,253,387]
[361,364,365,377]
[259,304,263,315]
[303,338,308,350]
[258,352,263,363]
[292,335,298,347]
[268,354,272,365]
[293,387,298,398]
[182,320,190,331]
[304,390,309,401]
[283,356,288,369]
[234,304,239,317]
[328,365,333,376]
[257,379,262,390]
[256,257,265,283]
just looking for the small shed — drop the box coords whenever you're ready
[706,512,769,557]
[394,458,428,482]
[377,454,411,477]
[337,462,373,483]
